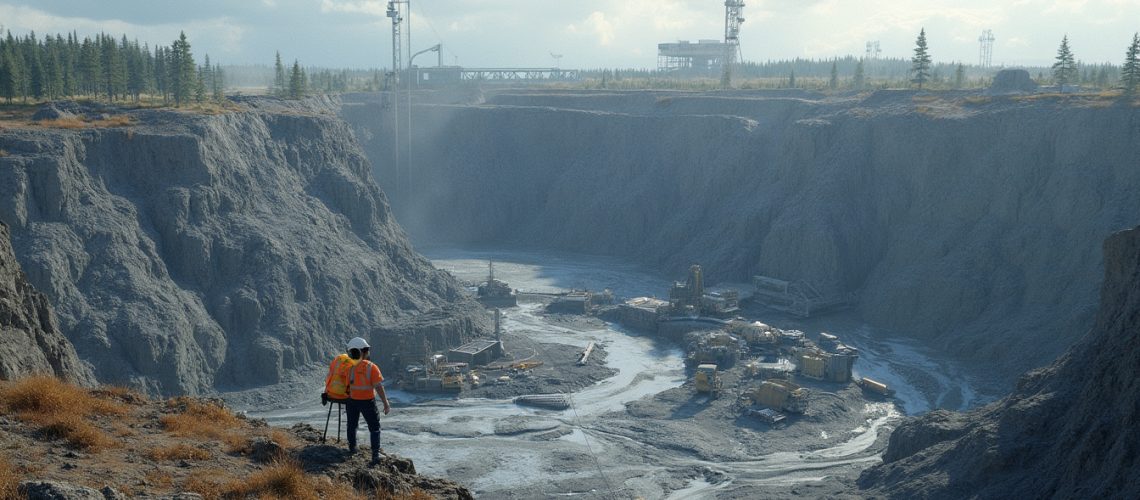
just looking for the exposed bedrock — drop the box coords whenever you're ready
[0,220,93,384]
[858,225,1140,498]
[342,90,1140,384]
[0,98,486,395]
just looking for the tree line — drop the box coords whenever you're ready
[0,30,223,106]
[911,29,1140,93]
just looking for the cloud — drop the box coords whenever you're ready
[585,11,615,46]
[319,0,387,17]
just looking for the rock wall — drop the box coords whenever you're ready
[0,98,486,395]
[0,220,92,383]
[342,90,1140,383]
[858,225,1140,498]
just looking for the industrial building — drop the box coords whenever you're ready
[448,339,504,366]
[657,40,728,72]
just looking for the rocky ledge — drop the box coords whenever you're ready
[858,225,1140,498]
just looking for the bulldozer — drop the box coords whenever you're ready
[694,364,723,397]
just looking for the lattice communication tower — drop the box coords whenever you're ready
[978,29,995,68]
[721,1,745,88]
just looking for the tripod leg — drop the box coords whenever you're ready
[322,402,333,443]
[336,402,342,444]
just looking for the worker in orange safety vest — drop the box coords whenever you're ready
[342,336,391,466]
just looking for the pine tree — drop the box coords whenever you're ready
[212,63,224,101]
[170,31,196,106]
[1052,35,1077,91]
[78,36,100,97]
[910,28,932,89]
[829,61,838,90]
[954,64,965,89]
[1123,33,1140,94]
[289,59,304,99]
[274,51,286,97]
[853,59,865,90]
[0,45,17,103]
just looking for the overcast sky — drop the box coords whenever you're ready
[2,1,1138,69]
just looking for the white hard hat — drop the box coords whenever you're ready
[347,337,370,350]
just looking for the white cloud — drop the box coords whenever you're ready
[584,11,614,46]
[319,0,387,17]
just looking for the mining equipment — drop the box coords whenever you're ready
[747,379,808,413]
[857,377,895,397]
[686,331,743,368]
[751,275,851,318]
[514,394,571,410]
[478,260,517,308]
[694,364,724,397]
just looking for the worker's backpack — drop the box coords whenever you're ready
[325,354,357,401]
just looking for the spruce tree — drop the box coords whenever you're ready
[1052,35,1077,91]
[788,70,796,88]
[853,59,865,90]
[170,31,195,106]
[1123,33,1140,94]
[954,63,965,89]
[0,45,17,103]
[910,28,932,89]
[274,51,286,97]
[289,59,304,99]
[212,63,224,101]
[829,61,838,90]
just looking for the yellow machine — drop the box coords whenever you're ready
[747,379,807,413]
[694,364,723,396]
[441,366,466,391]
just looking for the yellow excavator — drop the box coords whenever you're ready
[694,364,723,397]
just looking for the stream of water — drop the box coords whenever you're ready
[248,248,985,498]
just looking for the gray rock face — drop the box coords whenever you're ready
[342,90,1140,383]
[859,226,1140,499]
[0,98,486,395]
[0,220,93,384]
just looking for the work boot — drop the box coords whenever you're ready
[369,431,381,466]
[346,431,357,455]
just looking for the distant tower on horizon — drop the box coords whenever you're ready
[979,29,995,68]
[721,0,745,88]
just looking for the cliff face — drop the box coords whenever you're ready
[858,225,1140,498]
[0,98,485,395]
[342,90,1140,381]
[0,220,92,384]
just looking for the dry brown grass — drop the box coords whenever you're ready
[377,489,433,500]
[963,95,992,105]
[145,443,212,462]
[143,469,175,490]
[35,117,88,129]
[0,149,8,157]
[98,115,132,127]
[159,397,243,440]
[36,414,116,450]
[222,460,318,499]
[0,376,127,450]
[1,376,127,417]
[0,457,21,500]
[182,469,228,500]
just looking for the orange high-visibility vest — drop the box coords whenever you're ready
[325,354,356,401]
[348,360,384,400]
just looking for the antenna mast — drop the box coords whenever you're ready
[387,1,405,201]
